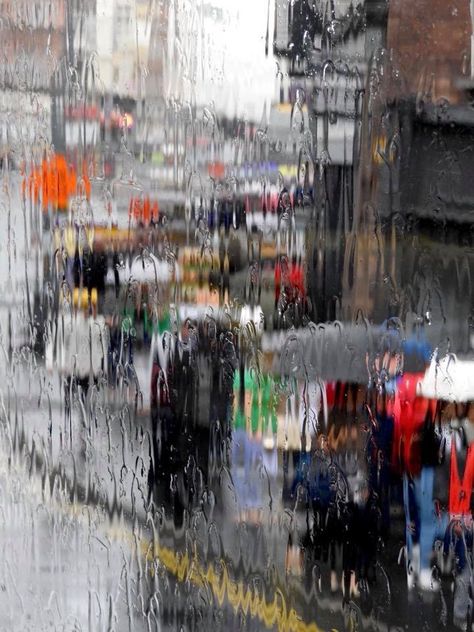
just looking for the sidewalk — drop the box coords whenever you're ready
[0,435,151,632]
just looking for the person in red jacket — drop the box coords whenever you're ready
[274,255,307,328]
[443,412,474,628]
[392,372,437,478]
[393,340,443,591]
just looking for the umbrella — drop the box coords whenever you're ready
[275,321,403,384]
[419,354,474,402]
[120,253,170,284]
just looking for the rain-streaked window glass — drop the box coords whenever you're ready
[1,0,474,629]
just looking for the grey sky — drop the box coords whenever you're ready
[171,0,277,120]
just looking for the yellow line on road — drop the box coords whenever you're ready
[5,453,332,632]
[141,538,328,632]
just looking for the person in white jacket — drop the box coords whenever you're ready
[50,288,109,414]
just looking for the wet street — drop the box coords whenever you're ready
[2,0,474,631]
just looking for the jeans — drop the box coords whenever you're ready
[444,523,474,627]
[403,467,448,573]
[232,428,264,510]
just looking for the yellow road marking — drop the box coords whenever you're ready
[140,538,326,632]
[4,454,332,632]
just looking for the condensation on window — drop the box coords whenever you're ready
[0,0,473,630]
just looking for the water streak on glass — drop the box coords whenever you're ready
[0,0,474,630]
